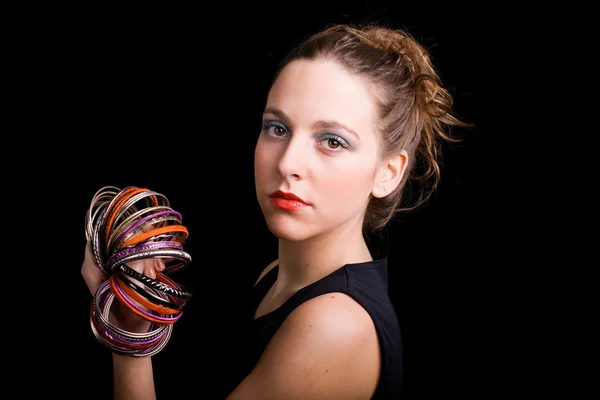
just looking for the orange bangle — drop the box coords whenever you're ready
[115,274,182,315]
[118,225,188,249]
[104,187,153,244]
[109,275,177,325]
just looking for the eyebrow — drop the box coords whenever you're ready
[263,107,361,141]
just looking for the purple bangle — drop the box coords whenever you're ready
[94,310,166,347]
[107,326,166,347]
[93,283,169,345]
[114,210,183,245]
[108,241,183,264]
[113,278,182,323]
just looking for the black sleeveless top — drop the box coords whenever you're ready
[223,257,403,399]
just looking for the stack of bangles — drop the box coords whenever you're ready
[84,186,193,357]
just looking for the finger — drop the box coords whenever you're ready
[144,261,157,280]
[83,242,100,269]
[81,268,107,296]
[154,258,166,272]
[127,258,146,274]
[122,258,148,289]
[81,243,108,296]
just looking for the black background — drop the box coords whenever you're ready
[11,1,541,398]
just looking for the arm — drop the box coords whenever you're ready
[82,244,160,400]
[113,355,156,400]
[109,306,157,400]
[226,292,381,400]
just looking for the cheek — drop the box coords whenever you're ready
[318,163,374,206]
[254,142,273,187]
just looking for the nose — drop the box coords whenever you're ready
[276,134,308,180]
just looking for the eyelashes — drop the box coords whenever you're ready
[262,120,351,152]
[262,120,288,138]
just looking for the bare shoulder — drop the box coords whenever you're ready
[226,292,381,400]
[253,259,279,287]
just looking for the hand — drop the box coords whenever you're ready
[81,243,108,297]
[81,243,166,332]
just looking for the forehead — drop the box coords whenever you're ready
[266,59,377,134]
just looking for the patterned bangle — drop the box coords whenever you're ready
[118,264,193,300]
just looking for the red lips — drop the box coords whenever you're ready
[269,190,308,204]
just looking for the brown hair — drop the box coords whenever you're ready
[275,23,473,233]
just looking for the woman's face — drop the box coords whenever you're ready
[254,59,383,241]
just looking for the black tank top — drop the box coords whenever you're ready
[225,257,403,399]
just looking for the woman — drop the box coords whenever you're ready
[81,22,470,399]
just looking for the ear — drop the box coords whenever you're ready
[372,150,409,198]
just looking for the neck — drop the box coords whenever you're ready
[274,221,373,294]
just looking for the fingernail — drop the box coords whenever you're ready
[146,266,156,279]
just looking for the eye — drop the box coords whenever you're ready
[319,133,350,152]
[263,120,288,138]
[326,138,342,149]
[273,126,286,137]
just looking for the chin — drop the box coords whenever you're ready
[263,215,316,242]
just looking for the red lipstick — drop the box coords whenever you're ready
[269,190,309,211]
